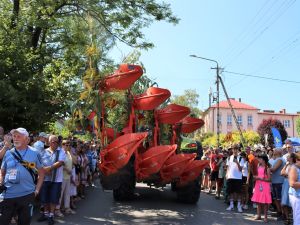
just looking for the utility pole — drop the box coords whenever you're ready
[213,66,220,148]
[190,54,245,149]
[190,55,221,148]
[218,76,246,148]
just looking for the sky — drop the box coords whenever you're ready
[109,0,300,114]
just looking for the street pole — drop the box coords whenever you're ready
[190,54,220,148]
[216,66,220,148]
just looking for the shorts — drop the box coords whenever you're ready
[40,181,62,204]
[242,176,247,185]
[204,167,211,175]
[227,179,243,194]
[210,171,219,181]
[272,183,282,200]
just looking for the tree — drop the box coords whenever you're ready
[0,0,178,131]
[171,89,202,117]
[202,130,260,148]
[296,117,300,136]
[257,118,287,147]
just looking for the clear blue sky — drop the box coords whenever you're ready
[109,0,300,113]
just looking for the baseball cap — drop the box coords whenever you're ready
[10,128,29,137]
[39,132,48,138]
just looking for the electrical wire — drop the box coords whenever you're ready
[224,0,296,68]
[223,70,300,84]
[221,0,273,63]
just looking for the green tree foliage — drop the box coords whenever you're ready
[0,0,178,131]
[296,117,300,136]
[171,89,202,117]
[257,118,287,147]
[202,130,260,148]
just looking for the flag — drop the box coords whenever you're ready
[271,127,282,148]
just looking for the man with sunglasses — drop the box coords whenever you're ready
[38,135,66,225]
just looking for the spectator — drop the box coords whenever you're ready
[281,153,296,225]
[201,149,211,191]
[240,152,250,210]
[209,148,221,197]
[0,126,4,142]
[269,148,285,219]
[251,154,272,222]
[0,128,45,225]
[56,140,76,215]
[38,135,66,225]
[283,143,295,163]
[226,145,245,212]
[288,151,300,225]
[217,151,227,199]
[33,132,48,154]
[0,134,13,160]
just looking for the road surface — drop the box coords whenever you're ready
[32,182,282,225]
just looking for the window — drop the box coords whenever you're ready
[247,115,253,126]
[227,115,232,126]
[217,113,222,125]
[237,115,243,126]
[284,120,290,128]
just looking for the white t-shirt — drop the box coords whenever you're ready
[226,155,245,179]
[242,161,249,177]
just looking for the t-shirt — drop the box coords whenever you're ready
[242,161,249,177]
[1,146,42,199]
[33,140,45,153]
[63,151,73,180]
[210,154,221,171]
[226,155,245,179]
[42,147,66,183]
[269,157,284,184]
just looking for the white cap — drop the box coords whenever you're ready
[10,128,29,137]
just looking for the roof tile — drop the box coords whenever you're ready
[211,99,258,110]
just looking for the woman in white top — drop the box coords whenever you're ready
[241,152,249,210]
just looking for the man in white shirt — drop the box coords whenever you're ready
[226,145,245,213]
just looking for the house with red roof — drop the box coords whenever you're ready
[202,98,299,137]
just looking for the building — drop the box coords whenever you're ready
[202,98,299,137]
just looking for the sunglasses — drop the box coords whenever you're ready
[50,141,58,144]
[62,143,70,146]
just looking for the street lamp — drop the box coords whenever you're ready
[190,54,221,148]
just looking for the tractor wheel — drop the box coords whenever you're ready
[113,159,136,201]
[176,176,201,204]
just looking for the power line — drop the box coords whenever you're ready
[221,0,273,62]
[224,0,296,68]
[223,70,300,84]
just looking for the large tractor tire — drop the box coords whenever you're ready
[176,176,201,204]
[113,158,136,201]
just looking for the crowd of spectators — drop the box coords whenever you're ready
[201,141,300,225]
[0,126,99,225]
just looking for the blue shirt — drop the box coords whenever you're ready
[41,147,66,182]
[289,166,300,198]
[1,146,42,199]
[270,157,284,184]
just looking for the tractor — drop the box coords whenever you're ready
[97,64,209,203]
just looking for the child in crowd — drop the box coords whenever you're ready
[251,154,272,223]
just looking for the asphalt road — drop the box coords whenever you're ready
[31,181,283,225]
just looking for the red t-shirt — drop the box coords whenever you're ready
[210,154,221,171]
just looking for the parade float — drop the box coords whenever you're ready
[96,64,209,203]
